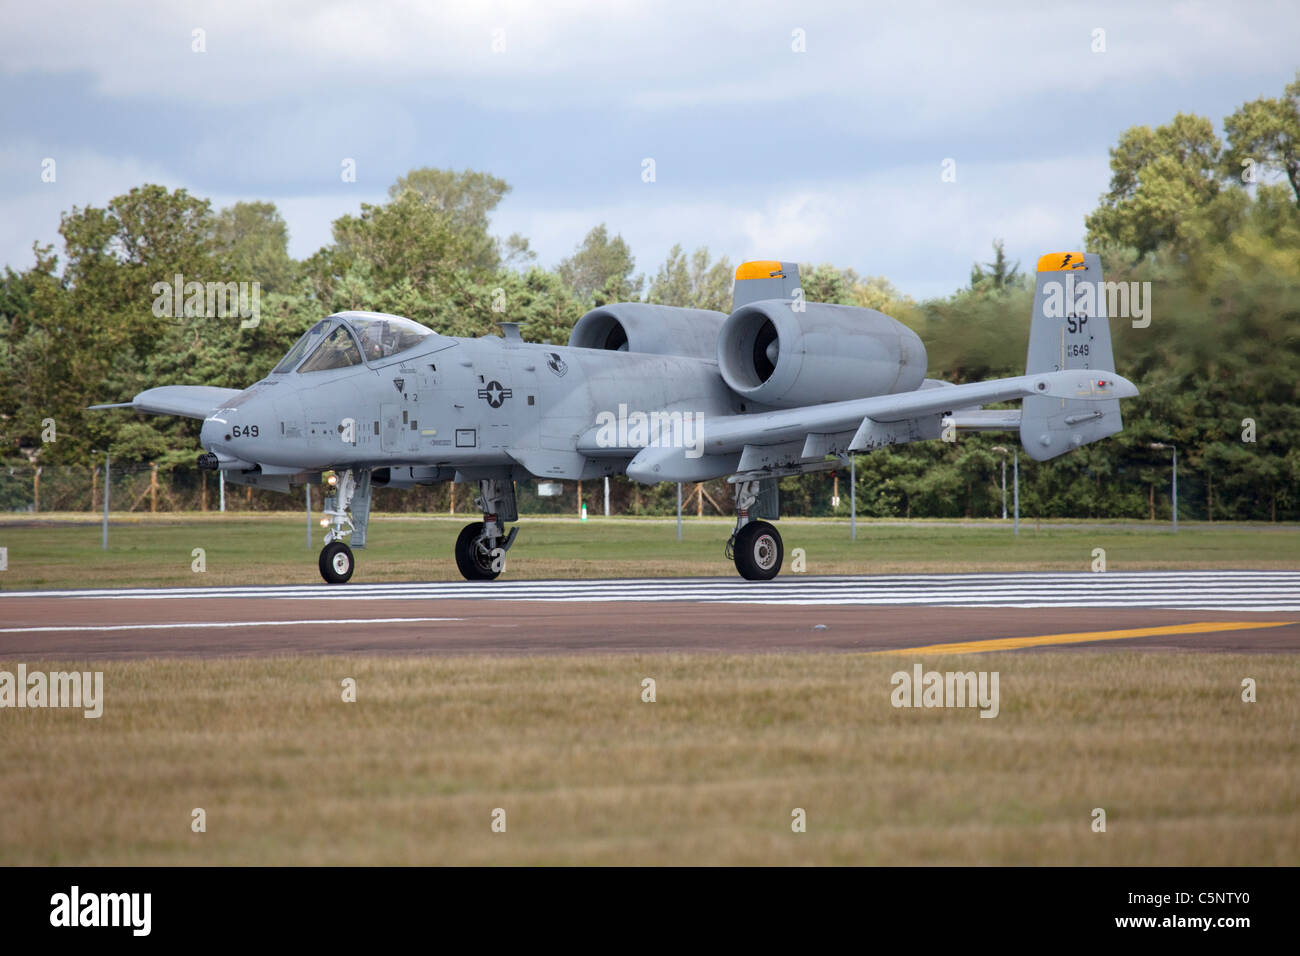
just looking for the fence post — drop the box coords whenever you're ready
[850,455,856,541]
[676,482,682,541]
[1013,450,1019,536]
[102,454,110,550]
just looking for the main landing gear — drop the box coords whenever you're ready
[453,477,519,581]
[726,478,783,580]
[318,469,372,584]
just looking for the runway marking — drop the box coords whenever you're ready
[3,571,1298,611]
[876,620,1296,656]
[0,617,463,635]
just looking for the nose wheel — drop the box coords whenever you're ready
[319,541,355,584]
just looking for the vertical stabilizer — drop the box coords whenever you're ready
[1020,252,1123,460]
[733,260,801,310]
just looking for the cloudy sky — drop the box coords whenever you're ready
[2,0,1297,299]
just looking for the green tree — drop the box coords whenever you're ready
[645,244,732,311]
[213,201,296,292]
[1085,113,1222,256]
[556,224,641,304]
[968,239,1023,292]
[1222,71,1300,203]
[388,167,512,272]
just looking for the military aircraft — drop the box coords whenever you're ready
[92,251,1137,583]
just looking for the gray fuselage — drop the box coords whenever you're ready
[200,326,744,483]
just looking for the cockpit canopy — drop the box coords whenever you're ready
[273,312,438,374]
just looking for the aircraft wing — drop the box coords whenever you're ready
[702,369,1135,454]
[88,385,244,420]
[620,369,1137,482]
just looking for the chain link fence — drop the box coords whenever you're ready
[0,458,1230,522]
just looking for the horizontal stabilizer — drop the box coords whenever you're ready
[89,385,243,420]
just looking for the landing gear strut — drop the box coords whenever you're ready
[727,478,783,580]
[454,478,518,582]
[317,469,371,584]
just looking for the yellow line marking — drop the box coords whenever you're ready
[874,621,1295,656]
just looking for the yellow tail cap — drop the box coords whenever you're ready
[735,260,785,281]
[1036,252,1088,272]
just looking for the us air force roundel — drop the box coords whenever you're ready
[477,380,513,408]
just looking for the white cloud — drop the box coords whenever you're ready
[493,153,1110,300]
[4,0,1295,293]
[4,0,1295,126]
[0,144,179,271]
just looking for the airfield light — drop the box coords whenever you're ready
[991,447,1009,520]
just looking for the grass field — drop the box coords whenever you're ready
[4,514,1296,865]
[2,651,1296,865]
[1,513,1298,588]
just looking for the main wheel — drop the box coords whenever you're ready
[455,522,502,581]
[733,521,783,581]
[319,541,354,584]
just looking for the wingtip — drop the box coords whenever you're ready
[1030,371,1139,401]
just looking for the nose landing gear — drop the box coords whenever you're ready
[317,469,372,584]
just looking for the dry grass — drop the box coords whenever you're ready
[2,651,1297,865]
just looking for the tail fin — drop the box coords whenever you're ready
[1020,252,1123,461]
[733,260,801,310]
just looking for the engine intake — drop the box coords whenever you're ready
[717,301,927,408]
[569,303,727,359]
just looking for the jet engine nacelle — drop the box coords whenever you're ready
[569,303,727,360]
[716,300,927,408]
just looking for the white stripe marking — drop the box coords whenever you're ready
[0,617,462,634]
[1,572,1296,611]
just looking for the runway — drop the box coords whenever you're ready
[9,569,1300,610]
[1,571,1296,659]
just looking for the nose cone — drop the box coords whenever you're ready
[199,408,255,469]
[200,415,224,451]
